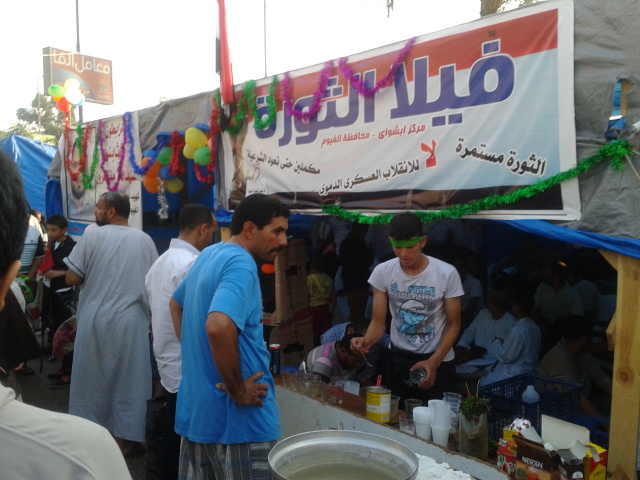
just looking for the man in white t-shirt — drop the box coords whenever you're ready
[145,204,216,480]
[353,212,464,402]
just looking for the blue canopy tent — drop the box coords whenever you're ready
[0,134,56,214]
[501,219,640,260]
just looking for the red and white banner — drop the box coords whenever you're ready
[220,0,578,220]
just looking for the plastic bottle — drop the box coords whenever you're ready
[521,384,540,403]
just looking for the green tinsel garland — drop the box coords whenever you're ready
[321,139,634,225]
[224,77,278,135]
[81,127,100,190]
[251,76,278,130]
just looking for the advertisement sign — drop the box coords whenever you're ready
[60,113,143,236]
[43,47,114,105]
[221,0,579,220]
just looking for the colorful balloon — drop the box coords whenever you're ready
[65,89,83,105]
[194,146,212,166]
[56,98,73,113]
[51,97,62,103]
[141,157,162,177]
[143,149,156,158]
[185,127,208,149]
[183,144,196,160]
[48,84,64,98]
[160,165,175,181]
[64,78,80,91]
[165,178,184,194]
[142,175,160,194]
[156,147,173,166]
[261,264,275,275]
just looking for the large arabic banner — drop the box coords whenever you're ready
[221,0,578,220]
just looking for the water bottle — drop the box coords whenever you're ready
[521,384,540,403]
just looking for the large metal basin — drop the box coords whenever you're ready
[268,430,419,480]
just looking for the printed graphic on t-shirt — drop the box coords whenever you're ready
[390,282,437,345]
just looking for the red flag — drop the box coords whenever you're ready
[217,0,234,106]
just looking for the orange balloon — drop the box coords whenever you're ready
[57,97,72,112]
[141,157,162,177]
[52,96,62,102]
[143,175,160,194]
[261,264,275,275]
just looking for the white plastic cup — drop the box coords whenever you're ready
[443,394,461,414]
[430,413,451,430]
[415,421,432,441]
[430,403,451,430]
[412,406,432,423]
[428,399,451,424]
[443,392,462,402]
[413,406,432,441]
[428,399,445,412]
[432,426,450,447]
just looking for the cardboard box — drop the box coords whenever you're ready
[514,435,562,480]
[584,444,607,480]
[558,443,607,480]
[497,439,518,479]
[514,416,607,480]
[504,427,520,445]
[262,239,309,325]
[268,316,313,368]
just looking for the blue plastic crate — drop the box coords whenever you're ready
[479,374,581,439]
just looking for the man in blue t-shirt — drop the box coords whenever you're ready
[170,194,289,479]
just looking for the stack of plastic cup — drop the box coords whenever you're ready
[428,399,451,447]
[412,406,432,441]
[443,392,462,434]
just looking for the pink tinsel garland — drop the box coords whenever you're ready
[283,60,334,122]
[98,118,126,192]
[338,37,416,98]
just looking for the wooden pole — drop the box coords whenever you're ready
[600,250,640,480]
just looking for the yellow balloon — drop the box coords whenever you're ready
[185,127,208,149]
[165,178,184,194]
[64,78,80,92]
[183,144,196,160]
